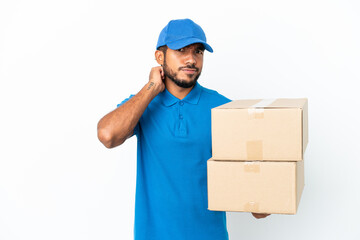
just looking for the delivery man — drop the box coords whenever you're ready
[97,18,269,240]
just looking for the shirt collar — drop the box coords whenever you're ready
[160,82,203,107]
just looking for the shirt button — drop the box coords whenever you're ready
[179,101,184,106]
[179,114,183,119]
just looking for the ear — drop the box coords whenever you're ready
[155,50,164,66]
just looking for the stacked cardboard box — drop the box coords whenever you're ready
[208,98,308,214]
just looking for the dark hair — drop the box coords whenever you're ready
[157,45,168,55]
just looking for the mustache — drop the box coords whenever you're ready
[178,65,199,71]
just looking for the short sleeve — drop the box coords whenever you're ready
[117,94,140,137]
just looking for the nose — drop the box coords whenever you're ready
[185,52,197,66]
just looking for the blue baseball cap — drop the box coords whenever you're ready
[156,18,213,53]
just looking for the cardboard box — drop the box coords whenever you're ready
[212,98,308,161]
[207,158,304,214]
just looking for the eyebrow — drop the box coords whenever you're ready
[196,45,205,51]
[180,45,205,51]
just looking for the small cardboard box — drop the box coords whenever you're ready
[212,98,308,161]
[207,158,304,214]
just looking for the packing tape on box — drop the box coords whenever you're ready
[244,162,260,173]
[247,108,265,119]
[246,140,263,160]
[244,201,260,212]
[246,99,276,159]
[248,98,276,119]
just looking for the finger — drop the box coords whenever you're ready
[252,213,270,219]
[160,67,164,79]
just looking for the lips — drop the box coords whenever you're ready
[181,68,197,74]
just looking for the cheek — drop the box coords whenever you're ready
[165,56,179,69]
[196,56,204,66]
[197,61,203,70]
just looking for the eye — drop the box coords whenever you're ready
[177,48,185,52]
[196,49,204,55]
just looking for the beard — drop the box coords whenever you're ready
[162,60,201,88]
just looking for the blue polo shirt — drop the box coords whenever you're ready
[118,82,231,240]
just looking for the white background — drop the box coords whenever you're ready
[1,0,359,239]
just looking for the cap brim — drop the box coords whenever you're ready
[167,38,213,53]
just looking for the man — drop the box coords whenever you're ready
[97,18,269,240]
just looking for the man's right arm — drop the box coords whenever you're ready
[97,66,165,148]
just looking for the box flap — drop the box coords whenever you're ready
[214,98,308,109]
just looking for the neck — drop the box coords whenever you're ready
[164,78,195,100]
